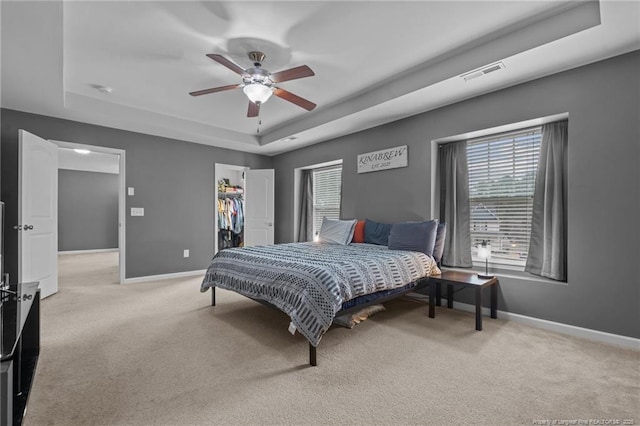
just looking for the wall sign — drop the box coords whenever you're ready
[357,145,408,174]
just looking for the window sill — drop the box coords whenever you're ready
[440,266,568,286]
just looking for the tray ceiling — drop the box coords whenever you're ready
[1,1,639,155]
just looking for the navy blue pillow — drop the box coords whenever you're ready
[388,220,439,256]
[433,222,447,264]
[364,219,393,245]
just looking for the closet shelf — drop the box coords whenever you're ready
[217,192,243,198]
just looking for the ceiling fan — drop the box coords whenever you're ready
[190,51,316,117]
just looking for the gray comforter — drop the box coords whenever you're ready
[201,242,440,346]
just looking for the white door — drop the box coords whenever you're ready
[244,169,274,247]
[19,130,58,298]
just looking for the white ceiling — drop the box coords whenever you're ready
[1,1,639,156]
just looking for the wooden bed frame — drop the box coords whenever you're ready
[209,277,433,366]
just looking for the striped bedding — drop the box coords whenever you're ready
[201,242,440,347]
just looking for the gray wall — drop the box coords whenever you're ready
[1,111,272,279]
[58,169,119,252]
[272,51,640,339]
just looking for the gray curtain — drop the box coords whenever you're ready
[439,141,472,267]
[525,120,568,281]
[296,169,314,242]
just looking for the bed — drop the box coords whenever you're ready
[200,240,441,366]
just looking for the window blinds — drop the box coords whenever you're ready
[312,166,343,236]
[467,127,542,268]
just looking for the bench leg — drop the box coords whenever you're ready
[429,281,436,318]
[491,283,497,319]
[436,282,442,306]
[309,344,317,367]
[475,287,482,331]
[211,287,216,306]
[447,284,454,309]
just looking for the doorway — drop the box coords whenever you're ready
[214,164,275,254]
[214,163,247,254]
[53,140,126,284]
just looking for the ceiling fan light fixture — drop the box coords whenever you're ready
[243,83,273,104]
[191,51,315,116]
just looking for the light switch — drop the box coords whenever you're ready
[128,187,135,196]
[183,249,190,258]
[131,207,144,216]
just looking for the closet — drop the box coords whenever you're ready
[215,164,247,253]
[214,164,276,254]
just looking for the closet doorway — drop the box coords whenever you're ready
[214,163,275,254]
[54,140,126,284]
[215,163,247,254]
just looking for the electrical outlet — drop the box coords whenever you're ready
[131,207,144,216]
[127,187,135,196]
[183,249,189,258]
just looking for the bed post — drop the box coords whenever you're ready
[309,343,317,366]
[211,287,216,306]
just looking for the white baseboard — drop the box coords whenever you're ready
[58,248,118,255]
[407,293,639,351]
[448,299,639,350]
[124,269,207,284]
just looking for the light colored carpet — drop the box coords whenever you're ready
[24,252,639,425]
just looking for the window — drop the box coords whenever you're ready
[312,165,343,236]
[467,127,542,269]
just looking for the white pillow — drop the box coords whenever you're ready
[318,218,357,245]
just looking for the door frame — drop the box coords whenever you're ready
[214,163,248,254]
[52,140,126,284]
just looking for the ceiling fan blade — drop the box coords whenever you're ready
[247,101,260,117]
[270,65,315,83]
[273,88,317,111]
[189,84,240,96]
[206,54,246,75]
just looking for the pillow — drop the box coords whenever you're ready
[352,220,365,243]
[433,222,447,264]
[318,218,357,245]
[333,304,386,329]
[364,219,393,245]
[387,220,438,256]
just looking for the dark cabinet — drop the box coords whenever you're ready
[1,282,40,426]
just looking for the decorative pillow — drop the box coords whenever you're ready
[433,222,447,264]
[388,220,438,256]
[318,218,357,245]
[332,304,386,329]
[364,219,393,245]
[352,220,365,243]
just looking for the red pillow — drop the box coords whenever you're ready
[352,220,366,243]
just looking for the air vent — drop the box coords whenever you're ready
[461,62,506,82]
